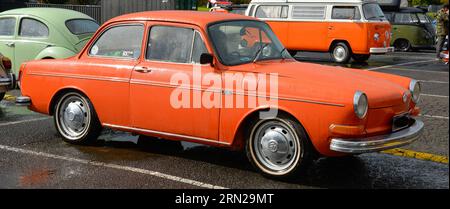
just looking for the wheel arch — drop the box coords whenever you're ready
[329,39,353,53]
[48,87,91,116]
[231,107,317,155]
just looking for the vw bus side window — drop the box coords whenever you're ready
[332,6,361,20]
[292,6,326,20]
[394,13,419,24]
[255,6,288,19]
[0,18,16,36]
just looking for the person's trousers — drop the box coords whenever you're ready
[436,35,447,58]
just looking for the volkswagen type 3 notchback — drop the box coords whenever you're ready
[18,11,423,178]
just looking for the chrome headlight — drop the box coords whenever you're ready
[354,91,368,119]
[374,33,380,41]
[409,80,421,104]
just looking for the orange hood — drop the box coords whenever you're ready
[241,60,410,109]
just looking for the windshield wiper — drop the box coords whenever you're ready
[253,43,270,63]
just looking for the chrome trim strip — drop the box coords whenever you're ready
[330,119,424,154]
[29,73,345,107]
[28,72,129,83]
[103,123,231,146]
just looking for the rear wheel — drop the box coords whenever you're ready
[352,54,371,62]
[394,39,411,52]
[331,42,351,63]
[246,115,313,179]
[54,92,102,145]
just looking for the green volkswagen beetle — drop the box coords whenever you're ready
[0,8,99,76]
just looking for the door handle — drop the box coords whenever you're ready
[5,42,15,47]
[135,67,151,73]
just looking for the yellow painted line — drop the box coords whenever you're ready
[3,94,16,101]
[381,148,448,164]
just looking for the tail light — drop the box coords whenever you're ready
[1,57,12,70]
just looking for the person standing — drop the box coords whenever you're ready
[436,4,449,58]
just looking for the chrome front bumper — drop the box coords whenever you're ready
[370,47,395,54]
[330,120,424,154]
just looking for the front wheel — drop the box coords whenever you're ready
[352,54,371,62]
[54,92,102,145]
[246,116,313,179]
[331,42,351,63]
[394,39,411,52]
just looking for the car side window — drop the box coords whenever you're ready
[256,5,288,19]
[191,31,208,64]
[89,25,144,59]
[147,26,194,63]
[19,18,49,38]
[0,18,16,36]
[332,6,361,20]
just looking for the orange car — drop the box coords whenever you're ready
[246,0,395,63]
[18,11,423,178]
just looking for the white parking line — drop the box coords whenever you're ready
[372,67,449,74]
[367,60,438,71]
[0,117,50,127]
[418,80,449,84]
[422,94,449,98]
[420,114,449,120]
[0,144,228,189]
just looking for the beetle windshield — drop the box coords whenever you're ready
[66,19,99,35]
[363,3,386,21]
[208,20,291,66]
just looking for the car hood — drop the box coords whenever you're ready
[246,60,410,108]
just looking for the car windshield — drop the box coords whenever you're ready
[363,3,386,21]
[208,20,291,66]
[66,19,99,35]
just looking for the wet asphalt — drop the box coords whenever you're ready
[0,51,448,189]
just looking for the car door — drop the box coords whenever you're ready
[0,16,17,73]
[13,17,52,75]
[130,23,220,141]
[327,6,365,52]
[76,22,146,126]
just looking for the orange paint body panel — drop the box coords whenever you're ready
[20,11,417,157]
[266,21,391,54]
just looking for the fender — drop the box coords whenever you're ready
[35,47,77,60]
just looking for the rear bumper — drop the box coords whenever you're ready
[0,73,15,89]
[330,119,424,154]
[370,47,395,54]
[15,96,31,106]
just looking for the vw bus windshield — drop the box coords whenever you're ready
[208,20,292,66]
[363,3,387,21]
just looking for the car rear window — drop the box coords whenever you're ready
[66,19,99,35]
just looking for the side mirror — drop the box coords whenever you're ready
[200,53,214,66]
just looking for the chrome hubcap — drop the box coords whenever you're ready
[253,121,298,172]
[58,95,90,140]
[333,46,347,62]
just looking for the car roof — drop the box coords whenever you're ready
[250,0,376,3]
[0,8,95,22]
[107,10,257,28]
